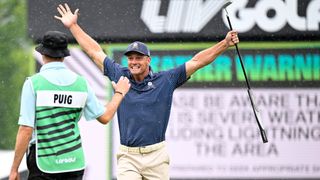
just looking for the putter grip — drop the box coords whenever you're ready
[248,88,269,143]
[260,129,268,143]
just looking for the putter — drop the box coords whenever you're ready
[222,0,268,143]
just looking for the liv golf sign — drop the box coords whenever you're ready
[28,0,319,41]
[141,0,320,33]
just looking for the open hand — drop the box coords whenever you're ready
[54,3,79,28]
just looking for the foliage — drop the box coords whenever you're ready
[0,0,34,149]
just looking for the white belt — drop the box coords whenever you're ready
[119,141,165,154]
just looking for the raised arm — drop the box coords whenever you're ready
[97,76,131,124]
[185,30,239,77]
[54,3,106,70]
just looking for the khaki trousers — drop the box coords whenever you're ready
[116,142,170,180]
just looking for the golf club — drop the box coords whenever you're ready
[222,0,268,143]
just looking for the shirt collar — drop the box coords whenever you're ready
[40,62,67,72]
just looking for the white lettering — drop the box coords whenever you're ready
[141,0,320,33]
[223,0,320,33]
[287,0,306,31]
[141,0,165,33]
[141,0,226,33]
[183,0,224,32]
[307,0,320,30]
[55,157,76,164]
[255,0,287,32]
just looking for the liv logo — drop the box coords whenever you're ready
[56,157,76,164]
[141,0,226,33]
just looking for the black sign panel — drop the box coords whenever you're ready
[28,0,319,42]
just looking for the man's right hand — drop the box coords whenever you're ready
[54,3,79,29]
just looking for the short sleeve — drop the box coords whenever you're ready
[165,63,188,89]
[82,80,105,121]
[18,78,36,128]
[103,57,125,82]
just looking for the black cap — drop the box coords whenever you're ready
[35,31,70,58]
[124,41,150,57]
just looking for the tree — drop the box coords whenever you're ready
[0,0,33,149]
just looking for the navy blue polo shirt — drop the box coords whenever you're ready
[104,57,187,147]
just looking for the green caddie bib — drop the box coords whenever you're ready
[31,74,88,173]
